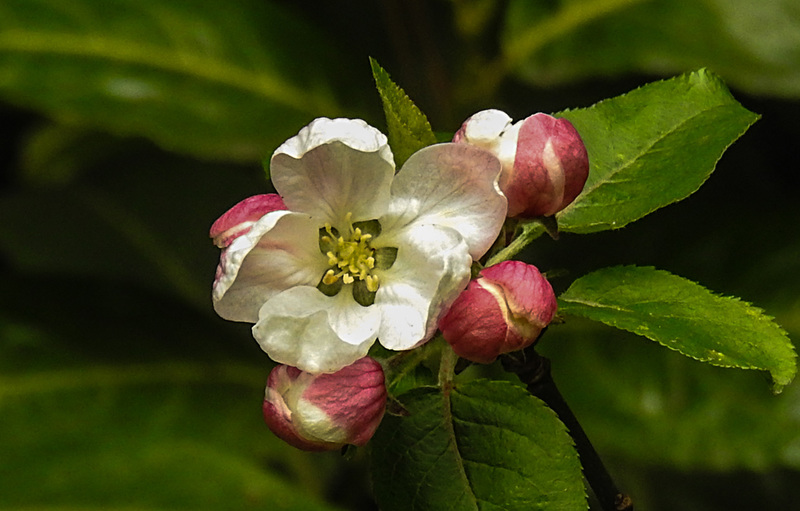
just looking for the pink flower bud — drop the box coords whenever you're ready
[438,261,557,364]
[262,357,387,451]
[454,109,589,218]
[209,194,286,248]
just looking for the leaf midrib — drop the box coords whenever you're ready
[440,384,480,511]
[558,100,734,224]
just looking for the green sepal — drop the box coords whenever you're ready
[352,279,377,307]
[373,247,398,270]
[369,57,438,168]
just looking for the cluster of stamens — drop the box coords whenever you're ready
[320,214,379,293]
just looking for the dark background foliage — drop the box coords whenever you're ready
[1,1,798,509]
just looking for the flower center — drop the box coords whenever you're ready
[317,213,397,307]
[322,218,379,292]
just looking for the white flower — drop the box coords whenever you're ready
[212,118,507,373]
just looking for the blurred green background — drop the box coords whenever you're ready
[1,1,798,509]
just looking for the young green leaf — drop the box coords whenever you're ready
[553,69,759,234]
[370,380,587,511]
[0,0,346,162]
[558,266,797,393]
[369,57,438,167]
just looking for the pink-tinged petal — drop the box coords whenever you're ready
[508,113,589,217]
[438,282,513,364]
[209,194,287,248]
[374,223,472,350]
[270,118,395,226]
[301,357,386,446]
[213,211,327,323]
[253,286,379,373]
[440,261,556,363]
[263,358,387,450]
[381,143,507,260]
[481,260,557,329]
[263,366,341,451]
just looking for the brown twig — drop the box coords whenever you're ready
[501,346,633,511]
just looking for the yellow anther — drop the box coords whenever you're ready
[322,269,339,285]
[326,251,338,266]
[366,275,379,293]
[318,213,385,298]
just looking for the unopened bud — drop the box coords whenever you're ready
[262,357,387,451]
[438,261,557,364]
[454,110,589,218]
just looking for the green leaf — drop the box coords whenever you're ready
[370,380,587,511]
[0,0,347,162]
[558,266,797,392]
[553,69,758,234]
[369,57,437,167]
[504,0,800,99]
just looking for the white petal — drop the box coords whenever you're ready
[213,211,328,323]
[374,223,472,350]
[270,118,395,226]
[380,143,507,260]
[254,286,379,373]
[275,118,393,160]
[463,109,513,148]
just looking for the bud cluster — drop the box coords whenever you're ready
[210,108,589,451]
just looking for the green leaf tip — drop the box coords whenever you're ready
[554,69,760,235]
[558,265,797,393]
[369,57,437,168]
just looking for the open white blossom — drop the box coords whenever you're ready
[211,118,507,373]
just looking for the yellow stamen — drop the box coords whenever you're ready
[318,213,383,295]
[322,269,338,285]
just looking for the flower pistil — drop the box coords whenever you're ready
[317,212,396,306]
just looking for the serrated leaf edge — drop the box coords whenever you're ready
[556,70,760,232]
[558,265,797,392]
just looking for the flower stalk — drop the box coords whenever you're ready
[501,345,634,511]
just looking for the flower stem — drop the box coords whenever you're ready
[438,343,458,389]
[486,220,545,266]
[501,347,633,511]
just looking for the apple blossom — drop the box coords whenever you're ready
[263,357,387,451]
[454,109,589,218]
[211,118,507,373]
[438,260,557,364]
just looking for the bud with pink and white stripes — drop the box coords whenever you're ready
[262,357,387,451]
[438,261,557,364]
[453,109,589,219]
